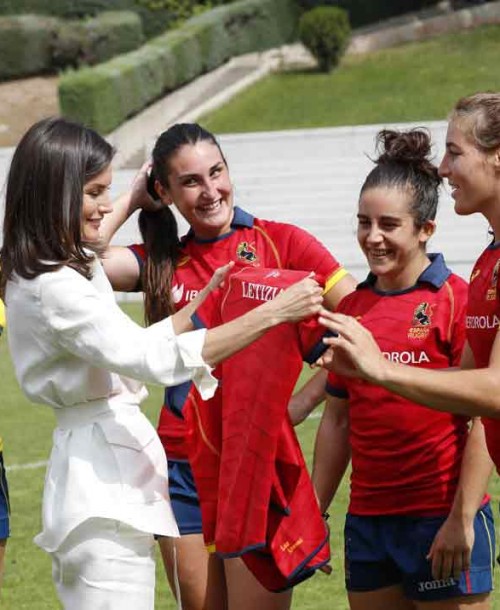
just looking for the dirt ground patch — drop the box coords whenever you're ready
[0,76,60,147]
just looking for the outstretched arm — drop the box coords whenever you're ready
[318,311,500,418]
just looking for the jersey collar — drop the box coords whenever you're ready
[358,253,452,294]
[184,207,254,244]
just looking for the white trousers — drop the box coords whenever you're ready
[51,518,156,610]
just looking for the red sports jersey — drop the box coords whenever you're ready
[326,254,475,516]
[185,267,330,591]
[466,244,500,471]
[130,207,345,460]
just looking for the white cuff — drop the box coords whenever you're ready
[176,328,218,400]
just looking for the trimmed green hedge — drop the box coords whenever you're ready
[53,11,144,69]
[59,0,299,133]
[0,11,143,79]
[0,14,57,79]
[297,0,441,28]
[0,0,214,38]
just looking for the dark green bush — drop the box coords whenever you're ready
[0,11,143,78]
[52,11,144,69]
[0,0,218,38]
[299,6,350,72]
[296,0,442,28]
[0,15,57,78]
[59,0,299,133]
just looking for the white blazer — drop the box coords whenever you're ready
[6,257,217,552]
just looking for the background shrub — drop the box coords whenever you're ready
[0,11,143,78]
[299,6,350,72]
[0,15,57,79]
[0,0,229,38]
[52,11,144,69]
[296,0,441,28]
[59,0,298,133]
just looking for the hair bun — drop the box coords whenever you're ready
[375,128,439,183]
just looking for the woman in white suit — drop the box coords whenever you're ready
[0,117,323,609]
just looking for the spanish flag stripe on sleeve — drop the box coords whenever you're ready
[323,267,348,296]
[0,298,5,331]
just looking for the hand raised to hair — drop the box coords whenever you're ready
[129,161,164,213]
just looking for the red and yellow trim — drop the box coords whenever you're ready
[323,267,348,296]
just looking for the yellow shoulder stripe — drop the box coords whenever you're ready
[323,267,348,295]
[0,299,5,330]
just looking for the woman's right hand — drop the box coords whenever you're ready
[267,275,323,323]
[129,161,164,213]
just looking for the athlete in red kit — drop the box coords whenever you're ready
[101,123,355,610]
[313,128,493,610]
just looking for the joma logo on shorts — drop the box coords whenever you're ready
[417,577,456,592]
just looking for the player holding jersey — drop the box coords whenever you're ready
[313,128,494,610]
[0,298,10,592]
[102,123,355,610]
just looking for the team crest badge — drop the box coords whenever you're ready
[486,260,500,301]
[408,302,433,339]
[237,241,259,264]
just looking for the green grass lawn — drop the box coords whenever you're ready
[202,24,500,134]
[0,302,499,608]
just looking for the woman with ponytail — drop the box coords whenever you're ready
[313,128,494,610]
[101,122,355,610]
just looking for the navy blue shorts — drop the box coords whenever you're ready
[168,460,202,536]
[0,452,10,539]
[345,504,494,601]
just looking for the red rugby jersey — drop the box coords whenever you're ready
[326,254,472,516]
[185,267,330,591]
[466,243,500,471]
[130,207,345,460]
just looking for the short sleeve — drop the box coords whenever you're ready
[280,224,344,283]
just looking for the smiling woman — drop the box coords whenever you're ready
[81,165,113,242]
[313,127,494,610]
[0,117,324,610]
[100,122,356,610]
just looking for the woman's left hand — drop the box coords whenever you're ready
[205,261,235,293]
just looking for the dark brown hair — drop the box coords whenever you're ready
[360,128,441,228]
[1,117,114,297]
[140,123,225,324]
